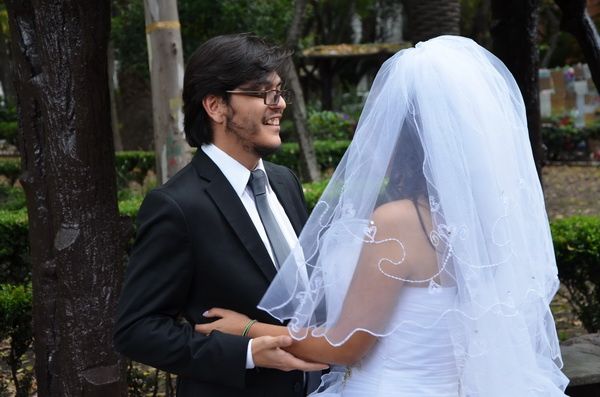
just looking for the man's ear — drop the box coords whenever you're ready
[202,95,227,124]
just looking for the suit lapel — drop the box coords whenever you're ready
[192,151,277,282]
[265,164,303,236]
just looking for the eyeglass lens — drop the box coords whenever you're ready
[266,90,291,105]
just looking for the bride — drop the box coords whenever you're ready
[195,35,569,396]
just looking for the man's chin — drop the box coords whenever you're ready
[254,143,282,158]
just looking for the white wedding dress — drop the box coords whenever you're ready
[315,286,460,397]
[260,36,569,396]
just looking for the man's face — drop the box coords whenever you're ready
[224,72,287,158]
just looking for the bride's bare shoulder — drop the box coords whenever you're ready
[372,199,418,225]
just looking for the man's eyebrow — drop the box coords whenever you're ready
[244,76,282,90]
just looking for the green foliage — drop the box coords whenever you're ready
[0,283,34,397]
[0,121,17,144]
[308,110,356,140]
[111,0,294,78]
[0,105,16,123]
[0,210,28,285]
[111,1,148,77]
[303,178,329,212]
[541,115,599,161]
[0,185,25,211]
[551,216,600,332]
[0,157,20,184]
[267,140,350,175]
[119,196,144,219]
[0,105,18,145]
[115,150,156,189]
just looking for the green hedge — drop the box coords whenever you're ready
[0,210,29,285]
[551,216,600,332]
[0,157,20,184]
[0,283,34,396]
[115,151,156,188]
[268,140,349,174]
[0,121,18,145]
[0,140,351,186]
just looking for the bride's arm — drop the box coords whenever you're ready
[195,307,376,365]
[196,204,417,365]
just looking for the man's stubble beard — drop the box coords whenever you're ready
[225,112,281,158]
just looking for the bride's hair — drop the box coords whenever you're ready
[379,116,427,205]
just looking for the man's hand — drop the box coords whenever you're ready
[252,335,329,372]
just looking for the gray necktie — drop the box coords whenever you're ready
[248,169,290,268]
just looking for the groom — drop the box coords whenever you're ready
[113,33,324,396]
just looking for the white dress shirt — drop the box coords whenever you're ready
[201,144,299,369]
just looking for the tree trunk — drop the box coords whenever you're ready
[143,0,192,184]
[285,0,320,182]
[403,0,461,43]
[554,0,600,91]
[108,41,123,152]
[4,0,129,396]
[491,0,543,182]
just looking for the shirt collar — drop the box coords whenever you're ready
[201,144,268,198]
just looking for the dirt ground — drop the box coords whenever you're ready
[543,164,600,219]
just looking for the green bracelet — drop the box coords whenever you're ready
[242,319,257,337]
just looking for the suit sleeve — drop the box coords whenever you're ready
[113,189,249,388]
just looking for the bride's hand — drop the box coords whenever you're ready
[195,308,250,336]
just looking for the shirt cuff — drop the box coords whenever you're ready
[245,339,255,369]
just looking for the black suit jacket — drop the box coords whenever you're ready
[114,150,309,397]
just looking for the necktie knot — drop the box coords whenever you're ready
[249,169,267,197]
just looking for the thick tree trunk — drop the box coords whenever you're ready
[144,0,192,184]
[403,0,461,43]
[491,0,543,181]
[5,0,128,395]
[554,0,600,91]
[285,0,320,182]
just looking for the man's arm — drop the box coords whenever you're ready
[113,189,325,388]
[113,189,250,387]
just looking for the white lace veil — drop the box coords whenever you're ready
[259,36,568,396]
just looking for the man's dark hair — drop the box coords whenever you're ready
[182,33,291,147]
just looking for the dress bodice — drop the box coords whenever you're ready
[315,286,460,397]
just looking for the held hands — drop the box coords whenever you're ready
[251,335,328,372]
[195,307,328,372]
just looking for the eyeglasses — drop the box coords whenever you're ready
[226,89,293,105]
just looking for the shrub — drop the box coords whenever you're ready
[551,216,600,332]
[0,210,29,285]
[303,178,329,212]
[541,115,600,161]
[0,186,26,211]
[0,283,34,397]
[0,121,18,146]
[308,110,356,140]
[0,157,20,185]
[115,151,156,189]
[267,140,350,176]
[0,141,351,189]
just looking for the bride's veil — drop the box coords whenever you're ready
[259,36,568,396]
